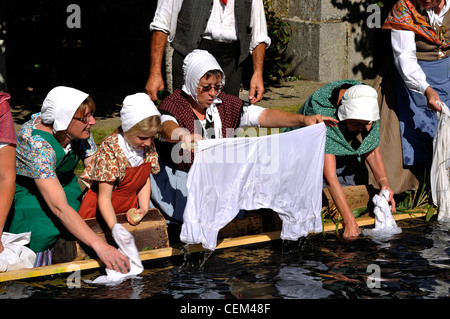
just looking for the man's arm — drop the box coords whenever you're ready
[145,30,169,101]
[248,42,266,104]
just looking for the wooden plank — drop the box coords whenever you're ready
[322,211,429,232]
[0,211,430,283]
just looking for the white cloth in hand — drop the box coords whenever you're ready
[0,232,36,272]
[86,224,143,285]
[363,190,402,240]
[431,101,450,223]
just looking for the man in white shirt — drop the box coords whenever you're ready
[145,0,271,105]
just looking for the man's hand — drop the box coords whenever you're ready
[145,73,166,102]
[248,73,265,104]
[424,86,442,112]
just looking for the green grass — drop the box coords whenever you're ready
[267,104,302,114]
[74,126,116,175]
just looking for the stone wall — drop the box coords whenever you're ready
[270,0,376,82]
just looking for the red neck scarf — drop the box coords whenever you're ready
[383,0,450,48]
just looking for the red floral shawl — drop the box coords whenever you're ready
[383,0,450,48]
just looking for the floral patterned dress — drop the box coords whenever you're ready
[78,131,160,219]
[9,113,97,253]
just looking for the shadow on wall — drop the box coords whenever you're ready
[3,0,157,124]
[330,0,397,78]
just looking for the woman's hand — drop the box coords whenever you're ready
[93,241,130,274]
[126,208,147,226]
[380,184,396,213]
[304,114,339,127]
[180,133,203,152]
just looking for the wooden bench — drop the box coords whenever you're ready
[53,208,170,263]
[53,208,265,263]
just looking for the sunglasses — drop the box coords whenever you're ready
[198,84,224,93]
[73,112,94,124]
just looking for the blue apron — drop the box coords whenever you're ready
[395,57,450,166]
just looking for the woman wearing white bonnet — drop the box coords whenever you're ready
[9,86,130,272]
[150,49,338,224]
[79,93,161,231]
[286,80,395,239]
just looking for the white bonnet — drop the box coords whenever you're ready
[41,86,89,132]
[337,85,380,122]
[181,49,224,104]
[120,93,161,132]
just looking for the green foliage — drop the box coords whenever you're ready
[391,169,437,221]
[263,1,292,84]
[395,170,433,212]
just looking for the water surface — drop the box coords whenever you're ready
[1,218,449,300]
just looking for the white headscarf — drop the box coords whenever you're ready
[120,93,161,132]
[182,49,225,139]
[41,86,89,132]
[337,85,380,122]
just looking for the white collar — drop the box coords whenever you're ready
[118,133,145,167]
[423,1,450,27]
[205,97,223,139]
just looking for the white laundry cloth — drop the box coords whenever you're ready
[86,224,143,285]
[180,123,327,251]
[431,101,450,223]
[0,232,36,272]
[363,190,402,239]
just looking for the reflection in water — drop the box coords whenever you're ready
[0,218,449,299]
[274,264,333,299]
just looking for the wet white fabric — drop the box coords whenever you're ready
[431,102,450,223]
[40,86,89,132]
[180,123,326,250]
[0,232,36,272]
[363,190,402,240]
[85,224,143,285]
[120,93,161,132]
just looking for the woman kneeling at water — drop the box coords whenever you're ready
[287,80,396,240]
[8,87,129,273]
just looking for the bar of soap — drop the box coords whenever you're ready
[181,141,196,150]
[128,208,143,224]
